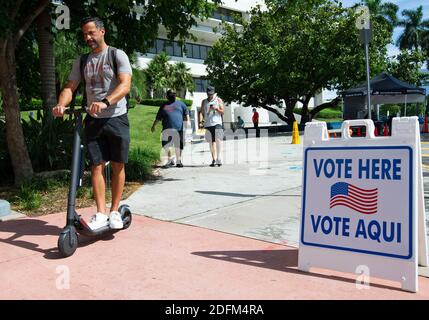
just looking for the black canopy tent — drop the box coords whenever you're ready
[342,72,426,120]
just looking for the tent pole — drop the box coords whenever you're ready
[365,41,371,119]
[404,94,407,117]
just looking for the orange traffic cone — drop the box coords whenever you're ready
[383,124,389,136]
[357,127,362,137]
[423,114,429,134]
[333,132,337,138]
[374,126,379,136]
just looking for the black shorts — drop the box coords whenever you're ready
[205,124,224,142]
[84,113,130,165]
[161,129,185,150]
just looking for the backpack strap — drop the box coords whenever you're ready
[107,46,118,77]
[79,53,89,108]
[107,46,130,110]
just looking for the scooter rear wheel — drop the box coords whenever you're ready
[58,226,78,257]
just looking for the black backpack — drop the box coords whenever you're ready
[79,46,130,109]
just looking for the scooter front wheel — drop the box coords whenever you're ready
[58,226,78,257]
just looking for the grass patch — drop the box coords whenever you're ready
[128,105,162,152]
[314,118,343,122]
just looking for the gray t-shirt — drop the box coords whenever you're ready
[68,47,132,118]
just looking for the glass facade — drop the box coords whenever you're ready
[148,39,211,61]
[148,38,183,57]
[185,43,211,60]
[212,7,242,23]
[193,78,210,92]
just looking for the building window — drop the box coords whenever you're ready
[185,43,212,60]
[212,7,242,23]
[147,38,183,57]
[193,78,210,92]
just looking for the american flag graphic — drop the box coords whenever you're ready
[330,182,378,215]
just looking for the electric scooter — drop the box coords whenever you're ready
[57,108,132,257]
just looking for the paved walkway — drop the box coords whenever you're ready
[1,134,429,299]
[1,208,429,299]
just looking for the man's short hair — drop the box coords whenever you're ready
[80,17,105,29]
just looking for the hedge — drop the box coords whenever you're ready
[138,98,193,107]
[19,96,137,111]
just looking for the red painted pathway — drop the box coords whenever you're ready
[0,208,428,299]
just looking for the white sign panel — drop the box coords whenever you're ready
[302,146,412,259]
[298,118,427,292]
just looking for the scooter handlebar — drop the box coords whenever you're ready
[64,108,87,115]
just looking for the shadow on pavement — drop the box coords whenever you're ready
[195,190,299,198]
[192,248,404,292]
[0,218,116,260]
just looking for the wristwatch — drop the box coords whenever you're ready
[101,98,110,107]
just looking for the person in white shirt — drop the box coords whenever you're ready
[198,86,224,167]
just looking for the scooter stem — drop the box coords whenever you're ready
[66,113,83,226]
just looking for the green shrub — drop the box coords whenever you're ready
[15,184,42,210]
[20,95,137,111]
[126,147,159,181]
[139,98,193,107]
[128,98,137,109]
[380,104,400,116]
[22,111,75,172]
[77,185,93,199]
[314,108,342,119]
[31,176,69,192]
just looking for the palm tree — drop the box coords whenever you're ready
[362,0,398,32]
[130,67,147,102]
[144,52,172,98]
[397,6,429,51]
[421,20,429,64]
[36,6,56,121]
[171,62,194,98]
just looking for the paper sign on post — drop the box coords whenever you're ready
[298,118,428,292]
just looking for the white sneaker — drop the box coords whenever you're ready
[87,212,109,230]
[109,211,123,229]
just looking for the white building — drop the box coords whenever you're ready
[136,0,328,130]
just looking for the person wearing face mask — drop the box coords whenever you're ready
[151,89,190,168]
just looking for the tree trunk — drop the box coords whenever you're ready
[36,6,56,119]
[262,106,285,121]
[299,95,312,124]
[0,41,34,185]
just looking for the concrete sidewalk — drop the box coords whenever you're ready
[127,135,304,247]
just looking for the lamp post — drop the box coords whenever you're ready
[356,6,372,120]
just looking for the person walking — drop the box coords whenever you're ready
[198,86,224,167]
[237,116,245,130]
[53,17,132,230]
[151,89,190,168]
[252,108,259,137]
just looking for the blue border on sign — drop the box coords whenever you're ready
[301,146,413,260]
